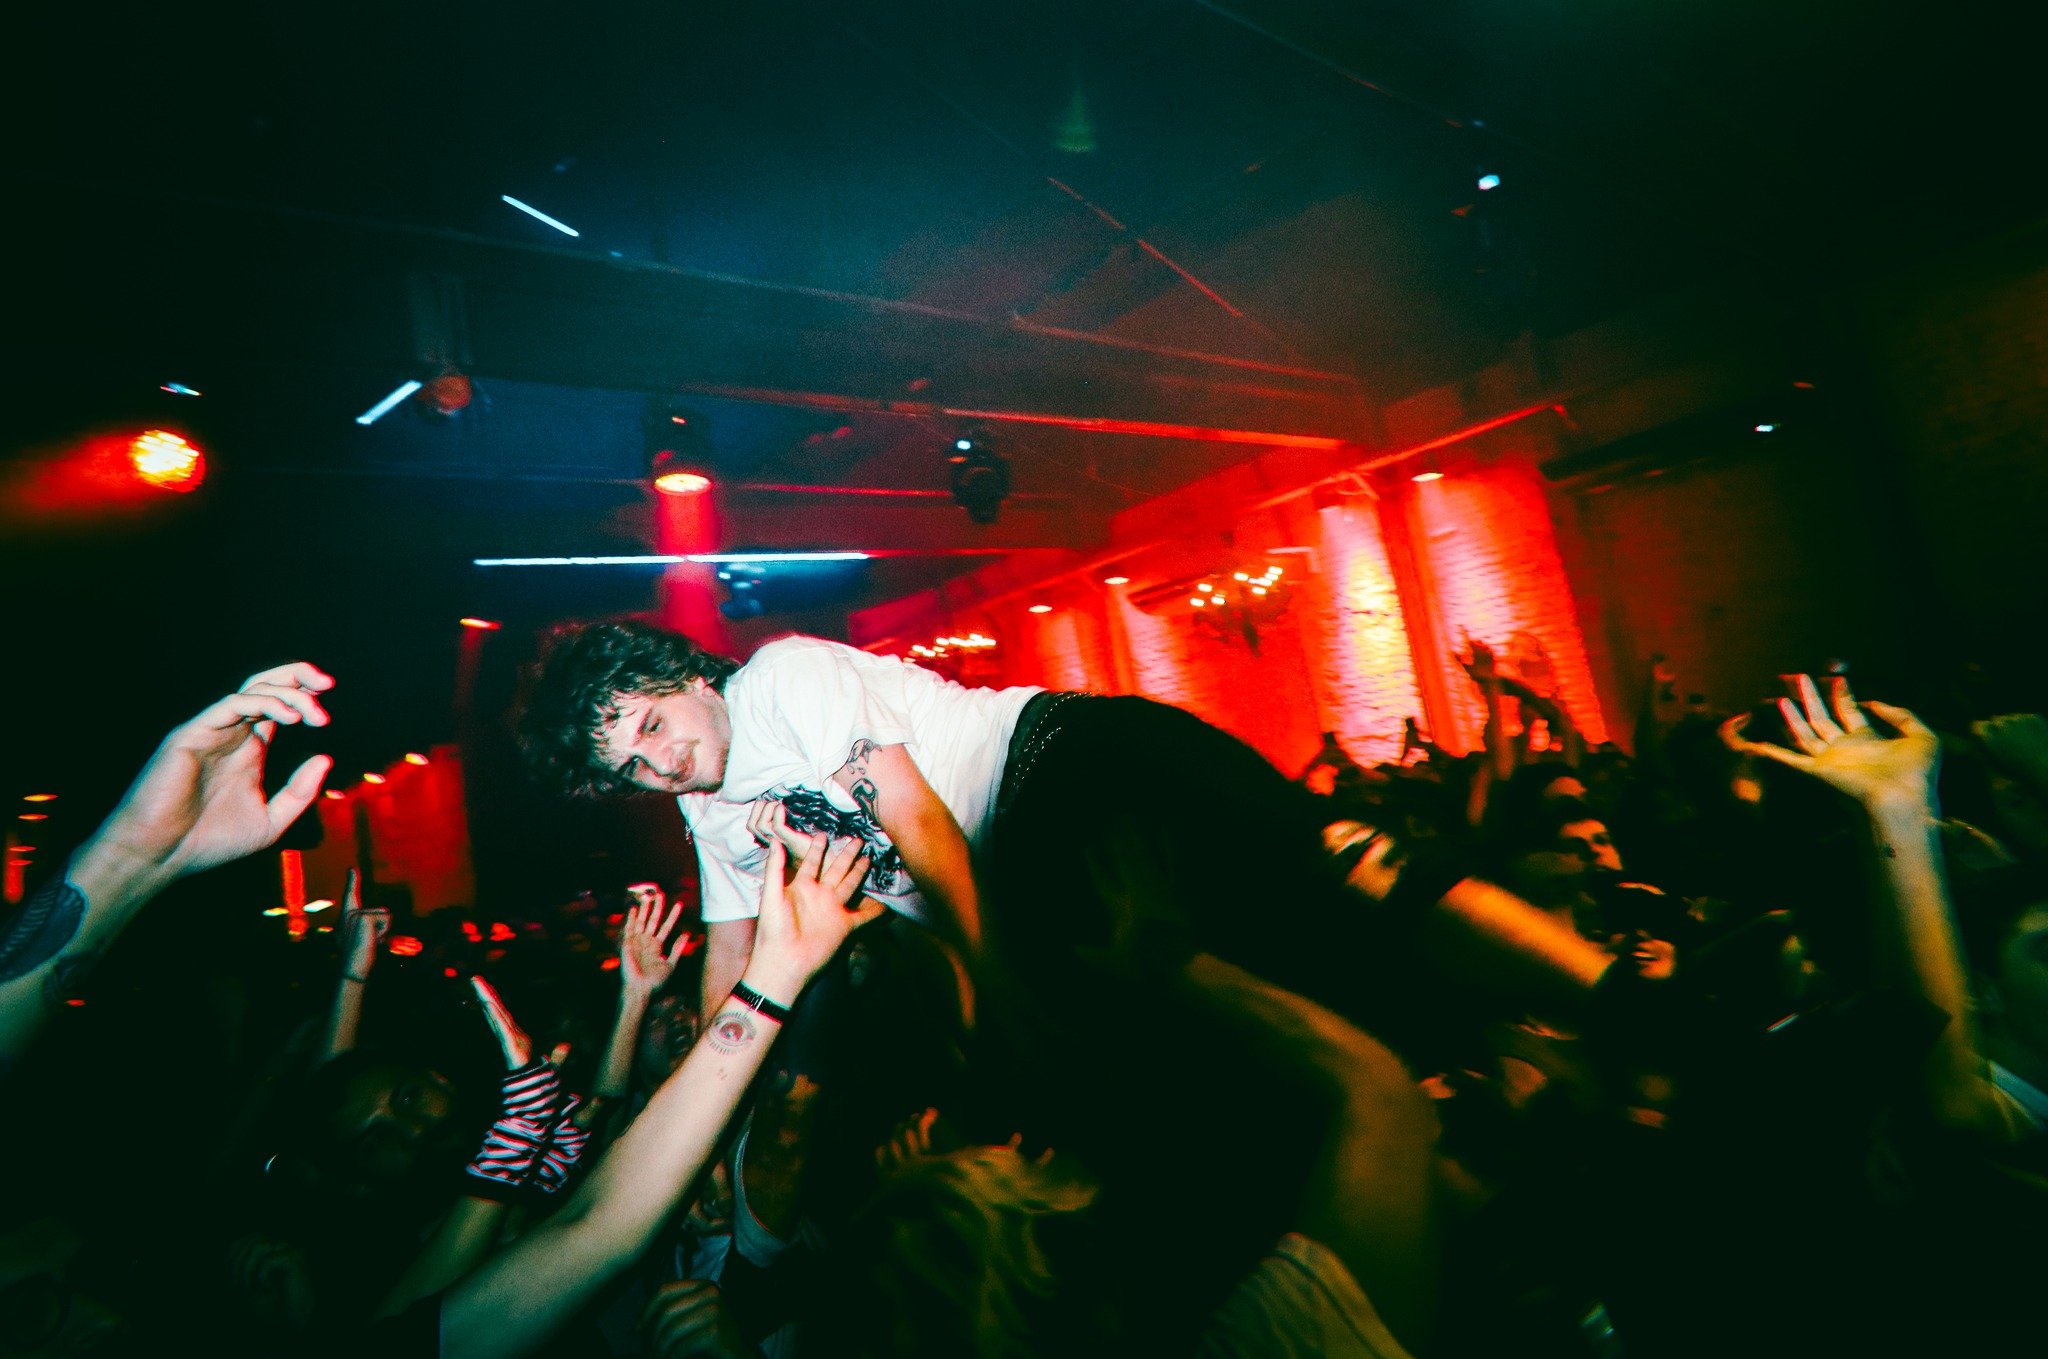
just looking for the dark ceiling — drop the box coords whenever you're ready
[4,0,2039,824]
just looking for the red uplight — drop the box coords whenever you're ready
[443,966,460,978]
[1411,470,1444,483]
[461,920,483,942]
[600,956,620,970]
[18,813,47,821]
[489,921,516,942]
[362,772,386,785]
[388,935,424,957]
[404,752,429,766]
[654,470,713,496]
[459,617,502,631]
[128,430,206,492]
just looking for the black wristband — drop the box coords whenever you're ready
[730,980,792,1025]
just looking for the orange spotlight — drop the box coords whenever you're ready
[404,752,429,766]
[23,794,56,803]
[458,617,502,631]
[128,430,206,492]
[362,772,387,785]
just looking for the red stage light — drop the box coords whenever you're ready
[424,372,473,417]
[128,430,205,492]
[388,935,424,957]
[362,772,386,785]
[601,956,620,970]
[459,617,502,631]
[654,469,713,496]
[23,794,56,803]
[404,752,429,766]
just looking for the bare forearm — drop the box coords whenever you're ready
[442,978,791,1359]
[319,978,368,1060]
[0,834,172,1069]
[700,920,755,1021]
[892,808,981,954]
[596,988,651,1100]
[1866,800,1999,1132]
[379,1196,509,1319]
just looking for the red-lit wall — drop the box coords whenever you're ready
[861,446,1604,776]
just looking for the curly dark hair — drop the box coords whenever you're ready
[516,618,739,799]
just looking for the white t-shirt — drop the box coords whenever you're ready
[679,636,1041,926]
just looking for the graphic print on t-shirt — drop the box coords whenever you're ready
[766,787,908,896]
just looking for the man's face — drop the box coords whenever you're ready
[1557,817,1624,877]
[596,682,731,794]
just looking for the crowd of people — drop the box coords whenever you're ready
[3,622,2045,1357]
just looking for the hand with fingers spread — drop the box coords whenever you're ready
[620,891,690,998]
[742,834,882,1009]
[1720,674,1940,814]
[874,1105,943,1174]
[91,662,337,886]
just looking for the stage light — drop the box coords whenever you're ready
[423,372,473,418]
[23,794,55,803]
[459,617,502,631]
[948,428,1011,524]
[653,466,713,495]
[303,899,334,913]
[129,430,205,492]
[263,906,289,917]
[362,772,386,785]
[500,194,581,237]
[1477,172,1501,191]
[356,380,423,426]
[1411,469,1444,483]
[389,935,424,957]
[405,752,429,766]
[1028,604,1052,614]
[1754,423,1777,434]
[1104,575,1129,585]
[18,813,47,821]
[647,401,715,495]
[160,382,201,397]
[324,790,344,800]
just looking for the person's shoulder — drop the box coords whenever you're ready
[741,634,887,683]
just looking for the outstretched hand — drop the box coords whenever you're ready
[339,868,391,979]
[91,662,335,885]
[1720,674,1939,813]
[620,893,689,996]
[744,834,880,1005]
[472,975,535,1069]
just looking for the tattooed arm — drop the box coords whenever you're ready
[835,739,982,954]
[1,664,334,1074]
[442,835,879,1359]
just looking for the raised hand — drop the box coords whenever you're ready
[1720,674,1940,813]
[90,662,335,885]
[338,868,390,981]
[619,891,689,998]
[1460,638,1501,687]
[744,835,880,1006]
[472,974,535,1070]
[874,1105,941,1174]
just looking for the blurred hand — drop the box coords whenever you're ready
[338,869,390,979]
[1720,674,1939,814]
[620,893,689,998]
[1973,712,2048,796]
[874,1105,941,1174]
[88,662,335,885]
[744,835,881,1005]
[639,1280,755,1359]
[1460,638,1500,687]
[471,974,534,1069]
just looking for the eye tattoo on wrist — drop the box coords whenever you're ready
[706,1008,758,1054]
